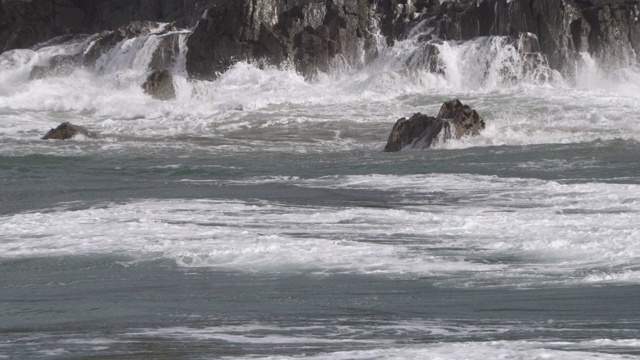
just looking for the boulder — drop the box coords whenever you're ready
[437,99,485,138]
[142,69,176,100]
[384,113,443,152]
[42,122,97,140]
[384,99,485,152]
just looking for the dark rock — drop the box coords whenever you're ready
[42,122,97,140]
[28,66,49,81]
[384,99,485,152]
[436,99,485,139]
[142,69,176,100]
[185,1,377,80]
[377,0,640,77]
[149,33,181,71]
[384,113,443,152]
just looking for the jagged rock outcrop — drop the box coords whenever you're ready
[185,1,377,80]
[42,122,97,140]
[401,32,554,85]
[142,69,176,100]
[384,99,485,152]
[437,99,485,138]
[384,113,443,152]
[1,0,638,81]
[377,0,640,76]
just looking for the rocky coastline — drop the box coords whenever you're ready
[2,0,638,145]
[2,0,638,80]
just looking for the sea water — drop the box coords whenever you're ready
[1,26,640,359]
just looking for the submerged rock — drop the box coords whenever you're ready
[42,122,97,140]
[29,54,80,80]
[384,99,485,152]
[142,69,176,100]
[28,66,49,81]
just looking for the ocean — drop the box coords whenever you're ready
[1,26,640,359]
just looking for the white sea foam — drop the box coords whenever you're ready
[1,20,640,286]
[1,28,640,155]
[248,341,637,360]
[1,174,638,286]
[127,323,639,360]
[128,320,512,342]
[130,326,381,345]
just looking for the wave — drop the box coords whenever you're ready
[2,174,639,287]
[0,24,639,152]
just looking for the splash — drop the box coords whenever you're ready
[0,21,640,151]
[574,52,640,98]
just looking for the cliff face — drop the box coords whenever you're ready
[185,0,377,80]
[1,0,638,80]
[389,0,640,74]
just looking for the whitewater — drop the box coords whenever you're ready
[1,24,640,359]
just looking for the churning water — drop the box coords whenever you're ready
[1,24,640,359]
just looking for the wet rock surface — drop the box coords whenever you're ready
[42,122,97,140]
[142,69,176,100]
[384,99,485,152]
[185,1,377,80]
[1,0,638,80]
[378,0,640,76]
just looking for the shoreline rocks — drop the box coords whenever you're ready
[378,0,640,78]
[384,99,485,152]
[42,122,97,140]
[142,69,176,100]
[1,0,638,82]
[185,1,377,80]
